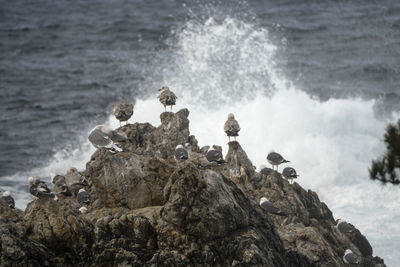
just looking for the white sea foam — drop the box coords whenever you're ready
[3,13,399,266]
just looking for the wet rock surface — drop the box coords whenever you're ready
[0,109,386,266]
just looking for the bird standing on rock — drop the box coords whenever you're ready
[224,113,240,142]
[88,125,125,153]
[158,86,177,112]
[2,191,15,209]
[28,176,55,199]
[174,145,189,161]
[335,219,353,233]
[114,101,134,127]
[51,173,72,197]
[282,167,299,184]
[266,151,289,171]
[206,148,225,165]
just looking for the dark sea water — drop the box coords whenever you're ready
[1,0,399,265]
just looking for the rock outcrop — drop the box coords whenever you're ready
[0,109,386,266]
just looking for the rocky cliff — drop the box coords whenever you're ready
[0,109,385,266]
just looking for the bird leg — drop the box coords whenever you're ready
[164,105,167,112]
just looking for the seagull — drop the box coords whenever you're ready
[206,147,225,165]
[76,189,92,206]
[259,197,286,216]
[266,151,290,171]
[158,86,177,112]
[224,113,240,142]
[259,164,274,176]
[199,145,210,154]
[174,145,188,161]
[51,174,72,197]
[50,173,66,184]
[66,167,88,187]
[88,125,125,153]
[79,206,88,214]
[114,101,134,127]
[282,167,299,184]
[28,176,55,199]
[343,249,361,264]
[2,191,15,209]
[336,219,353,233]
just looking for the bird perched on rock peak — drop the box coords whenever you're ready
[2,191,15,209]
[174,145,188,161]
[114,101,134,127]
[266,151,289,171]
[282,167,299,184]
[158,86,177,112]
[224,113,240,142]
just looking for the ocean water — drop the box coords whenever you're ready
[1,0,399,265]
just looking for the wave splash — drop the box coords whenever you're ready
[3,13,399,266]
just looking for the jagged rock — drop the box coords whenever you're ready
[23,198,94,264]
[1,109,386,266]
[0,216,55,266]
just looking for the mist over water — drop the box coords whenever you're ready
[1,2,400,266]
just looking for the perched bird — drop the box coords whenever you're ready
[259,164,274,176]
[206,148,225,165]
[174,145,188,161]
[259,197,286,216]
[88,125,125,153]
[51,174,72,197]
[224,113,240,141]
[343,249,361,264]
[282,167,299,184]
[266,151,289,171]
[114,101,134,127]
[2,191,15,209]
[199,145,210,154]
[79,206,88,214]
[76,189,92,206]
[336,219,353,233]
[50,173,66,184]
[66,167,87,187]
[28,176,55,199]
[158,86,177,112]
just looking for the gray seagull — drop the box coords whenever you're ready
[114,101,134,127]
[2,191,15,209]
[88,125,125,153]
[336,219,353,233]
[174,145,188,161]
[28,176,55,199]
[158,86,177,112]
[259,197,286,216]
[267,151,290,171]
[282,167,299,184]
[77,189,92,206]
[224,113,240,141]
[206,148,225,165]
[343,249,361,264]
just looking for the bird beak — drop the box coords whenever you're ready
[158,88,162,91]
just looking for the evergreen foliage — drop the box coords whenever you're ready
[369,120,400,184]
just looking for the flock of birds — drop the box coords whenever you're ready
[1,86,361,264]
